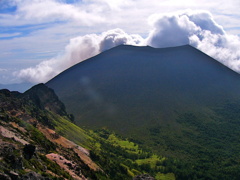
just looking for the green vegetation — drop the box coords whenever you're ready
[46,45,240,179]
[136,155,164,168]
[155,173,175,180]
[49,112,93,149]
[88,128,176,180]
[50,118,175,180]
[26,124,57,152]
[78,102,240,180]
[108,133,139,152]
[51,108,240,180]
[2,83,240,179]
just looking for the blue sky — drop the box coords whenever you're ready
[0,0,240,85]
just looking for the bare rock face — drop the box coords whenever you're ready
[23,83,67,116]
[23,144,36,160]
[46,153,87,180]
[20,171,47,180]
[0,172,11,180]
[23,83,75,125]
[133,174,155,180]
[8,171,19,180]
[0,143,24,170]
[12,156,23,170]
[0,84,100,179]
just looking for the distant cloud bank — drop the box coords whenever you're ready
[16,10,240,83]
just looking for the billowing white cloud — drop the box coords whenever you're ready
[145,10,240,71]
[15,10,240,83]
[190,31,240,72]
[99,29,143,52]
[16,29,143,83]
[146,10,224,47]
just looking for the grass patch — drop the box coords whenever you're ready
[107,134,140,153]
[50,112,93,149]
[136,155,164,168]
[155,173,176,180]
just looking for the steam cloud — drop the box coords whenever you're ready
[17,29,143,83]
[16,10,240,83]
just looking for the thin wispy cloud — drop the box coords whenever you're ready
[0,0,104,26]
[0,32,21,39]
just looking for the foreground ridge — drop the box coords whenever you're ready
[0,84,178,180]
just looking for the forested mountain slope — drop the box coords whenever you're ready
[47,45,240,179]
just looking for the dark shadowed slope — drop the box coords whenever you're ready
[46,44,240,163]
[47,44,240,130]
[45,45,240,179]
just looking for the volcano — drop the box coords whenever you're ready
[46,45,240,158]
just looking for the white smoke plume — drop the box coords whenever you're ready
[16,10,240,83]
[16,29,143,83]
[146,10,224,47]
[146,10,240,71]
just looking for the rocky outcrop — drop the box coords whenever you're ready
[0,172,11,180]
[38,125,101,171]
[7,171,19,180]
[0,84,101,179]
[46,153,87,180]
[0,171,48,180]
[23,84,68,116]
[0,126,29,145]
[23,144,36,160]
[0,142,24,170]
[20,171,47,180]
[133,174,155,180]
